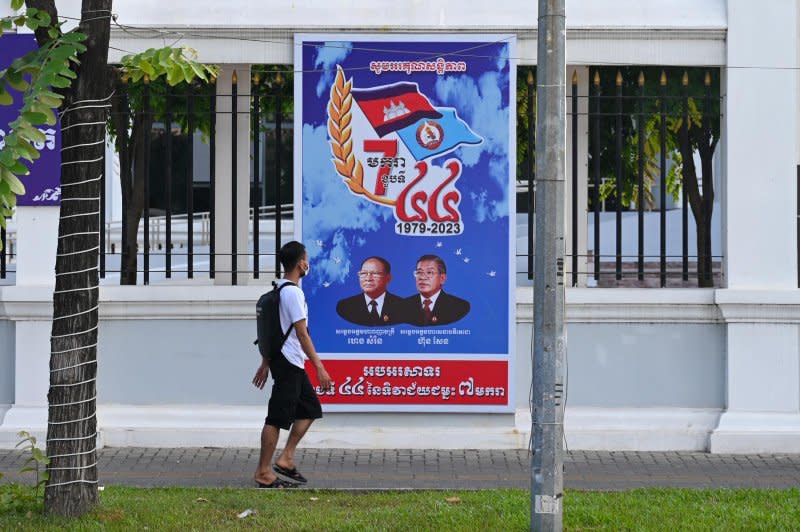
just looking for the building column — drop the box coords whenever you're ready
[710,0,800,453]
[0,207,59,446]
[214,64,252,285]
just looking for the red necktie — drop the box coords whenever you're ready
[423,298,433,325]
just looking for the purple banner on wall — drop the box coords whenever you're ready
[0,33,61,206]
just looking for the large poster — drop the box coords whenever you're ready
[295,34,515,412]
[0,33,61,206]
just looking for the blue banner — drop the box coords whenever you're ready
[0,33,61,206]
[296,35,515,410]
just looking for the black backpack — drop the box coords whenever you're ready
[254,281,296,360]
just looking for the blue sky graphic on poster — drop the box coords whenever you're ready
[299,38,513,355]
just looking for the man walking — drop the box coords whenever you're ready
[252,241,332,488]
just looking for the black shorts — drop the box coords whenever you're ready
[265,353,322,430]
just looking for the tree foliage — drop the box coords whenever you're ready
[0,3,86,245]
[0,0,217,517]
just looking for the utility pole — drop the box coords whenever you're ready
[531,0,566,530]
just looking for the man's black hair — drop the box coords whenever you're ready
[279,241,307,272]
[361,256,391,274]
[416,254,446,274]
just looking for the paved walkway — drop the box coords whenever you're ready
[2,449,799,490]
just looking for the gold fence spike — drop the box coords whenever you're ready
[660,70,667,86]
[232,70,238,84]
[571,70,578,85]
[527,70,534,86]
[616,70,623,86]
[705,71,712,86]
[593,70,600,86]
[638,71,645,86]
[682,71,689,86]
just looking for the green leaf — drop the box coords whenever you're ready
[31,447,46,463]
[5,70,29,91]
[0,88,12,106]
[47,26,59,39]
[22,111,47,124]
[18,125,46,144]
[36,11,50,27]
[62,31,87,43]
[31,103,57,125]
[3,171,26,195]
[11,0,24,11]
[8,160,29,176]
[38,91,63,107]
[189,62,209,82]
[15,140,40,162]
[49,74,72,88]
[138,59,156,78]
[25,18,39,31]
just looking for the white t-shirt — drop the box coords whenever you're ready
[276,279,309,369]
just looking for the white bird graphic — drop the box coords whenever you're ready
[322,281,331,287]
[455,248,462,256]
[315,239,324,248]
[332,256,342,264]
[435,241,443,248]
[463,257,471,263]
[487,271,497,277]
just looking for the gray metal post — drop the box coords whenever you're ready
[532,0,566,530]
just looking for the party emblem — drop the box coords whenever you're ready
[416,120,444,150]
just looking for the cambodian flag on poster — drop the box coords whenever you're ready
[297,35,515,413]
[351,82,442,137]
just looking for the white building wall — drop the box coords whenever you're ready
[3,0,800,453]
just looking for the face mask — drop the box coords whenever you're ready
[301,262,310,277]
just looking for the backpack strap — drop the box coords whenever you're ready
[275,281,297,348]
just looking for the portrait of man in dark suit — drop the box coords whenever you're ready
[404,255,470,326]
[336,256,406,326]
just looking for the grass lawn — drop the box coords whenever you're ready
[1,486,799,531]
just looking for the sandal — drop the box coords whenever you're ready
[256,478,297,489]
[273,464,308,484]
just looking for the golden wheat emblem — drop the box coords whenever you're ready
[328,66,395,206]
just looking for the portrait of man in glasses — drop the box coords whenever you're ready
[404,254,470,326]
[336,256,407,326]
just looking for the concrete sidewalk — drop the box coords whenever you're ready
[2,449,799,490]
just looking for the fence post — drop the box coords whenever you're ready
[659,71,667,288]
[592,71,601,284]
[209,78,216,279]
[682,71,690,283]
[275,71,284,278]
[213,65,251,285]
[253,74,261,279]
[143,75,151,285]
[615,71,623,281]
[165,88,173,278]
[527,70,535,281]
[637,71,645,281]
[187,84,195,279]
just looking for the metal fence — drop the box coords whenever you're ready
[97,71,293,285]
[518,67,723,288]
[0,67,724,288]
